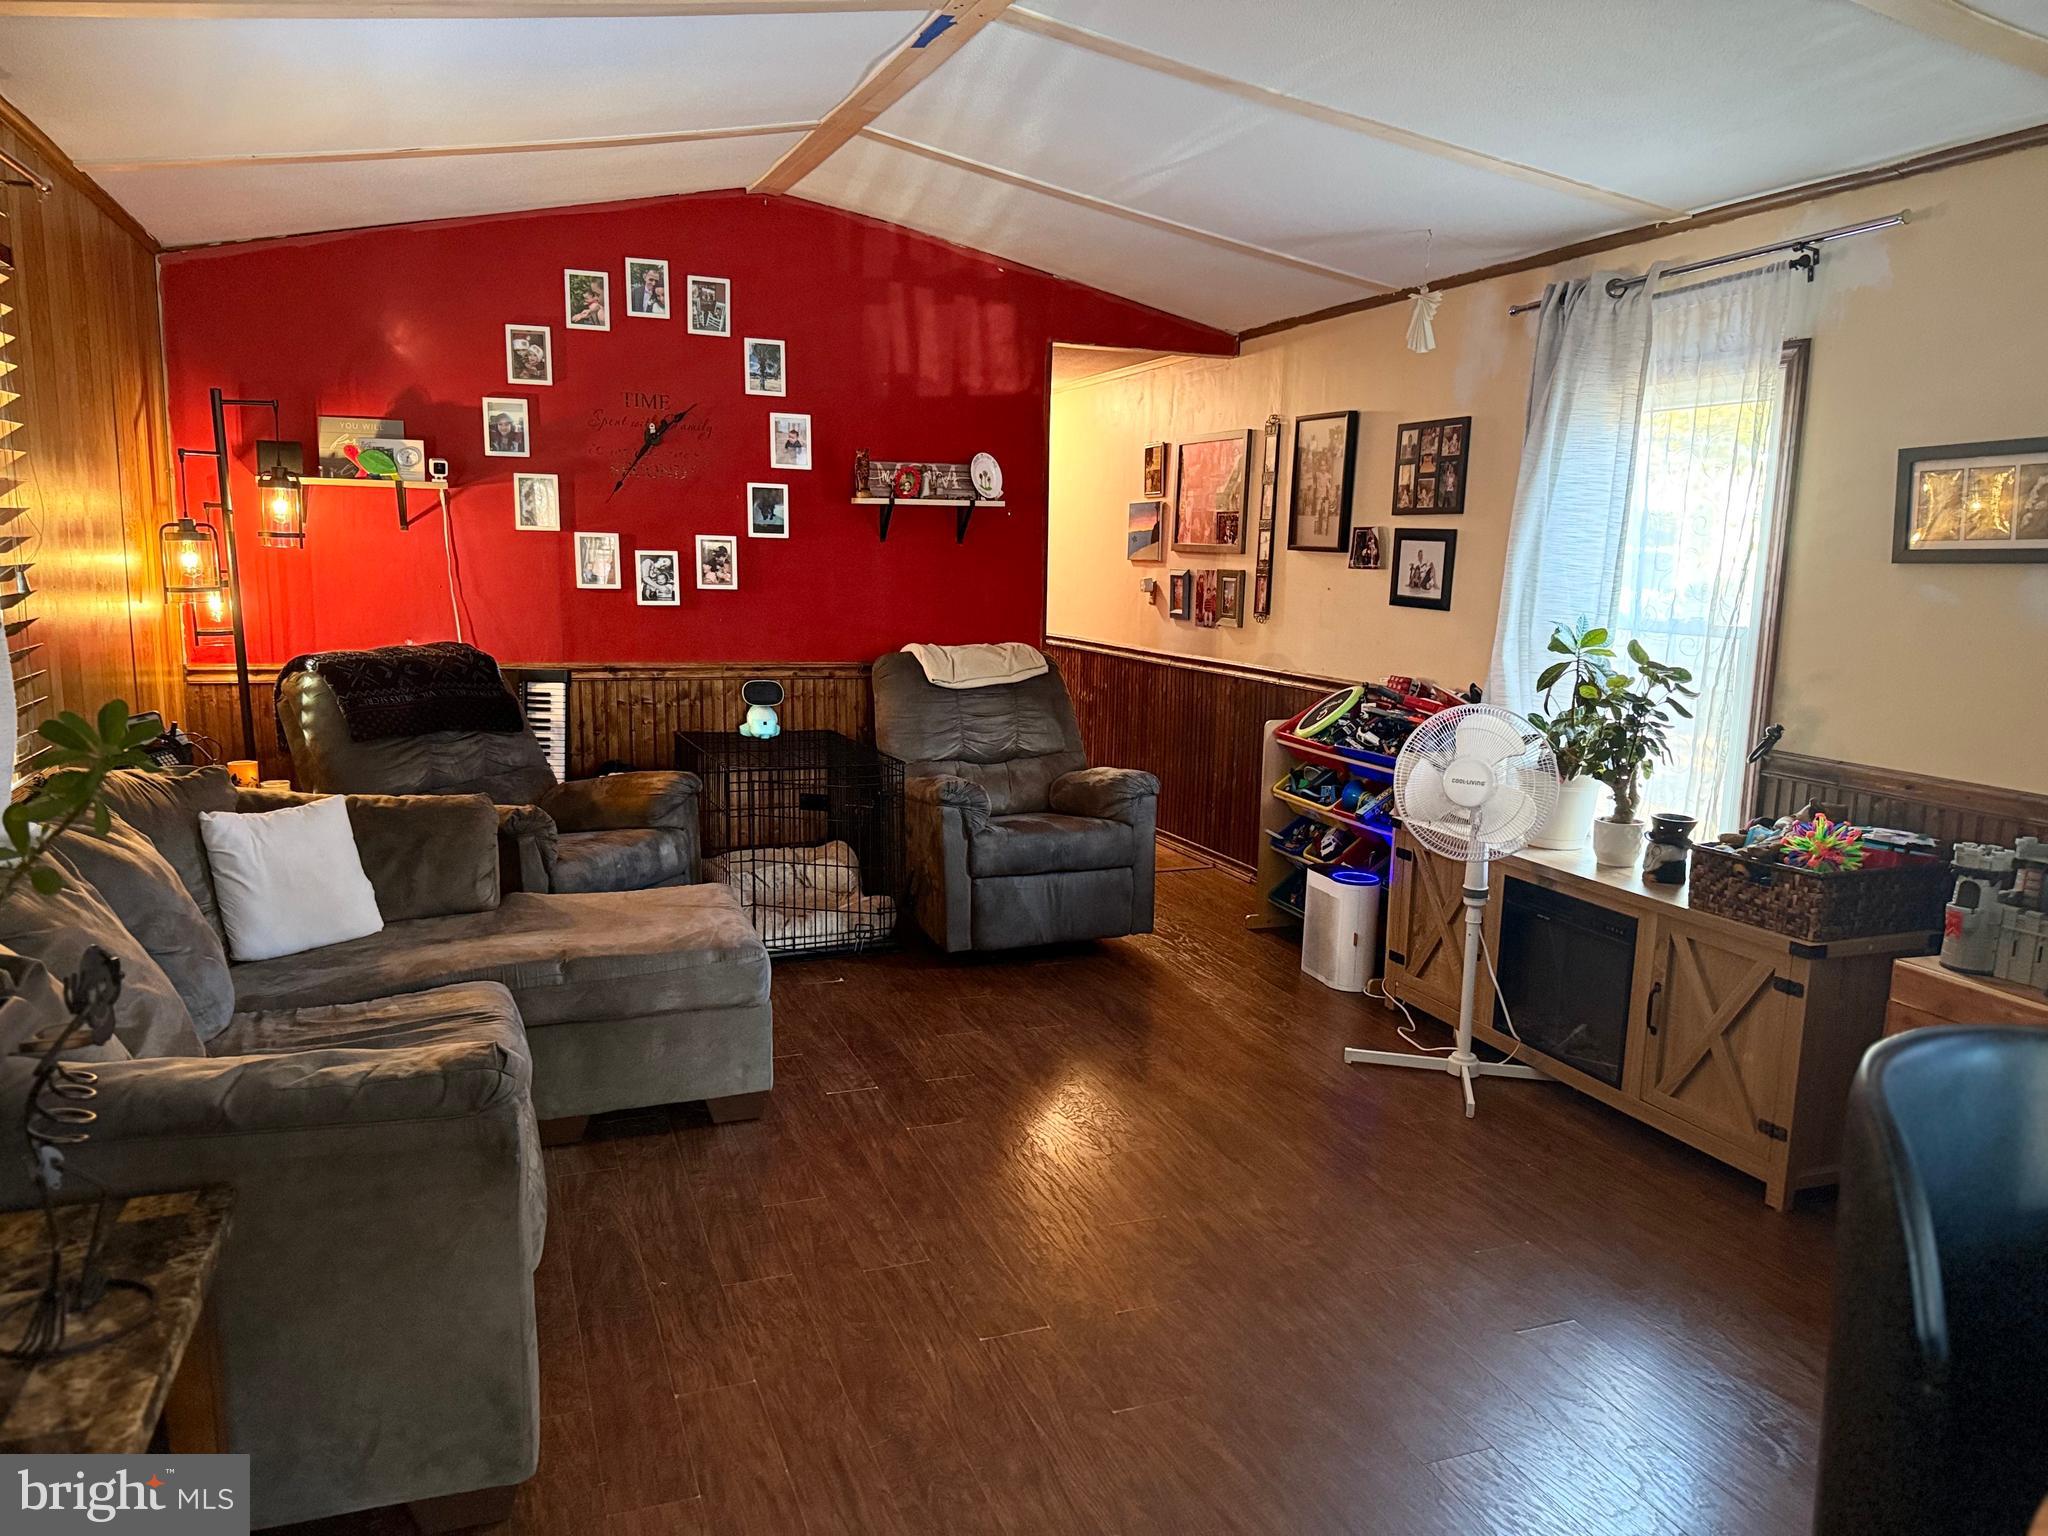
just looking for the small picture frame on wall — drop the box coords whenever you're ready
[687,275,732,336]
[625,258,670,319]
[697,533,739,590]
[505,324,552,386]
[1389,527,1457,610]
[1167,569,1192,619]
[1127,500,1165,563]
[1142,442,1169,499]
[748,482,789,538]
[636,548,681,606]
[513,472,559,530]
[1394,415,1470,515]
[1348,526,1383,570]
[769,412,812,472]
[1193,568,1220,628]
[575,531,621,589]
[565,269,610,331]
[1217,570,1246,626]
[482,397,530,458]
[744,338,786,397]
[1894,437,2048,562]
[1286,409,1358,552]
[1173,430,1253,553]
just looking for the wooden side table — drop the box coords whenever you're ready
[1885,953,2048,1037]
[0,1186,233,1453]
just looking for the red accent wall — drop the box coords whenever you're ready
[160,191,1232,667]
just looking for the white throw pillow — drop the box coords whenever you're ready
[198,796,384,962]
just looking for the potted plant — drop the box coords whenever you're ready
[1525,622,1613,851]
[1585,642,1696,868]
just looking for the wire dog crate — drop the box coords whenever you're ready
[676,729,907,957]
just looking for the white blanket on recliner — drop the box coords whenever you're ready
[901,642,1048,689]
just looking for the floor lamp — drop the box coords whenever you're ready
[167,388,304,763]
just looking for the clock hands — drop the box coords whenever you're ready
[610,404,698,496]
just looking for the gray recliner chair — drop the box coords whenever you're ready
[872,650,1158,952]
[276,642,698,895]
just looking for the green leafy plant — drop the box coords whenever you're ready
[1584,641,1697,826]
[1,702,159,904]
[1526,621,1615,782]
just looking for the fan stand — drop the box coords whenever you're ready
[1344,852,1547,1117]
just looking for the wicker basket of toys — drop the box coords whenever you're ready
[1689,813,1950,943]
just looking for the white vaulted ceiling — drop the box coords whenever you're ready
[1,0,2045,332]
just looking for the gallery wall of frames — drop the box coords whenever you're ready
[159,190,1231,667]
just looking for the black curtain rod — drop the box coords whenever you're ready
[1506,210,1909,315]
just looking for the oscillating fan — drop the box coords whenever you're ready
[1345,703,1561,1117]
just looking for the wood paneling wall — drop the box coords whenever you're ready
[186,661,874,784]
[1755,750,2048,848]
[2,96,181,769]
[1048,639,1332,871]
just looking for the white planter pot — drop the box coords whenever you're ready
[1528,775,1604,851]
[1591,816,1646,869]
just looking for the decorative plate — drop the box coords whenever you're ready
[970,452,1003,500]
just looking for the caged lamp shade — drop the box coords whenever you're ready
[159,515,224,596]
[253,438,306,547]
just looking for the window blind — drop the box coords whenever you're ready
[0,210,44,781]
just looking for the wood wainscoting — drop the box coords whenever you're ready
[1754,750,2048,846]
[1047,639,1334,872]
[186,661,874,784]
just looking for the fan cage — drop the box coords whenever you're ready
[1393,705,1560,862]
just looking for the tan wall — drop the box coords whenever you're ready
[1048,145,2048,796]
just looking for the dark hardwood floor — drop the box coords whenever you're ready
[294,857,1838,1536]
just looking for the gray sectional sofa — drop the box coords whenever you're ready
[0,765,772,1528]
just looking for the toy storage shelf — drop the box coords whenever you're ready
[1251,699,1398,934]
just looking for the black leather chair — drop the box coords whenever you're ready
[1814,1027,2048,1536]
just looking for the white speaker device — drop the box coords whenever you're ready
[1302,867,1381,992]
[1345,703,1561,1117]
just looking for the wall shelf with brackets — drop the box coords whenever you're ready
[850,452,1004,543]
[303,475,452,531]
[852,494,1006,543]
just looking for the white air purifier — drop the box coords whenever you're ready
[1302,867,1382,992]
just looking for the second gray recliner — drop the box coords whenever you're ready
[872,650,1158,952]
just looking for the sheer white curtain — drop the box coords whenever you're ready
[1487,268,1659,717]
[1490,259,1801,835]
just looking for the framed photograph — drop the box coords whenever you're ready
[1193,568,1220,628]
[696,533,738,590]
[1172,429,1253,552]
[565,269,610,331]
[1394,415,1470,515]
[1217,569,1245,626]
[513,472,559,530]
[744,337,786,397]
[1348,526,1383,570]
[1142,442,1169,499]
[624,258,670,319]
[687,275,731,336]
[1167,569,1192,619]
[575,531,621,589]
[1895,438,2048,562]
[1127,500,1165,563]
[635,548,681,606]
[747,481,789,538]
[769,412,812,472]
[482,397,530,458]
[1286,410,1358,552]
[1389,528,1457,611]
[317,415,403,477]
[505,324,552,386]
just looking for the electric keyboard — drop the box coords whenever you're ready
[511,668,571,780]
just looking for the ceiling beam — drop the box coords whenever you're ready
[750,0,1012,193]
[78,120,810,173]
[0,0,921,12]
[858,127,1396,291]
[1000,7,1680,220]
[1841,0,2048,76]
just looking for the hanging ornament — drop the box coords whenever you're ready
[1405,227,1441,355]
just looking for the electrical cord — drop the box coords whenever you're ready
[1365,924,1526,1066]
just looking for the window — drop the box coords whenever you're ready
[0,221,41,784]
[1610,332,1807,833]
